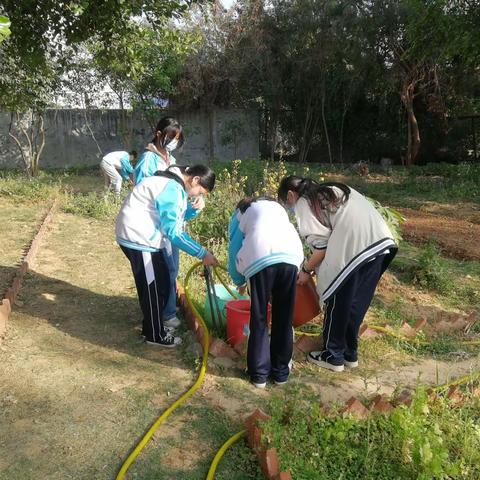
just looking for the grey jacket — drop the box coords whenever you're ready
[295,187,397,303]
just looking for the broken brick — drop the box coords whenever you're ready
[395,390,413,407]
[294,334,322,353]
[359,324,381,339]
[413,317,427,332]
[399,322,416,338]
[276,473,293,480]
[233,339,248,356]
[260,448,280,478]
[371,394,394,414]
[342,397,369,420]
[209,338,238,359]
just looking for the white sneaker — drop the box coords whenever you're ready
[164,316,181,328]
[344,360,359,368]
[308,351,345,372]
[274,380,288,386]
[252,381,267,389]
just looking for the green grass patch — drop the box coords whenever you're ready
[262,388,480,479]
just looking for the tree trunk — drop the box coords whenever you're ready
[321,78,333,165]
[401,81,421,167]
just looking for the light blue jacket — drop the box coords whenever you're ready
[134,151,176,185]
[116,169,205,258]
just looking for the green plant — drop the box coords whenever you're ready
[262,389,480,479]
[411,240,453,294]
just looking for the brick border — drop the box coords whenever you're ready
[0,198,59,340]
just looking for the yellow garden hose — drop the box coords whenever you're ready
[206,430,247,480]
[116,262,210,480]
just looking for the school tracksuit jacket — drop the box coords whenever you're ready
[133,151,186,322]
[116,168,204,343]
[294,187,398,366]
[228,200,304,383]
[134,151,176,185]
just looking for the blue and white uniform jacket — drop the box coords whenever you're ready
[228,200,304,286]
[134,151,176,185]
[116,168,205,258]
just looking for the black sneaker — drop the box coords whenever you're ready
[308,351,344,372]
[145,334,182,348]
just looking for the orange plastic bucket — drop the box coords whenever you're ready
[225,299,272,346]
[292,277,320,327]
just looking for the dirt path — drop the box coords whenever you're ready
[399,207,480,261]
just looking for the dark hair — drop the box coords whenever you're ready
[278,175,350,223]
[169,164,216,192]
[152,116,184,149]
[236,196,276,213]
[129,150,137,158]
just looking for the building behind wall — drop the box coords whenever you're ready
[0,108,259,169]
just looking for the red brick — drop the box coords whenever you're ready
[260,448,280,478]
[371,394,394,414]
[358,324,381,339]
[248,425,263,452]
[450,317,469,331]
[19,261,29,275]
[399,322,416,338]
[342,397,369,420]
[467,311,477,328]
[245,409,271,451]
[395,390,413,407]
[209,338,238,359]
[294,334,322,353]
[447,386,465,406]
[233,339,248,356]
[276,473,293,480]
[434,320,453,333]
[413,317,427,332]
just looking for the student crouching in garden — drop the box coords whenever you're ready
[228,197,304,388]
[100,150,137,199]
[278,177,397,372]
[116,165,218,348]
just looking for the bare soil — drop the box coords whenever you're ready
[399,207,480,261]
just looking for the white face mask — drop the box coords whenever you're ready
[165,139,178,152]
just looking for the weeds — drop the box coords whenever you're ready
[262,389,480,479]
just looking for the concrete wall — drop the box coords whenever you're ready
[0,108,259,169]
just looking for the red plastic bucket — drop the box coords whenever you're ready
[225,299,272,346]
[292,277,320,327]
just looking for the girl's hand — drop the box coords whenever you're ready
[191,195,205,210]
[297,270,311,285]
[203,251,218,266]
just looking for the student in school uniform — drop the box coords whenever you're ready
[134,117,190,330]
[228,197,304,388]
[134,117,183,185]
[100,150,137,199]
[278,176,398,372]
[116,165,218,347]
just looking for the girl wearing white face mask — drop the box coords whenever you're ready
[134,116,184,185]
[134,117,200,331]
